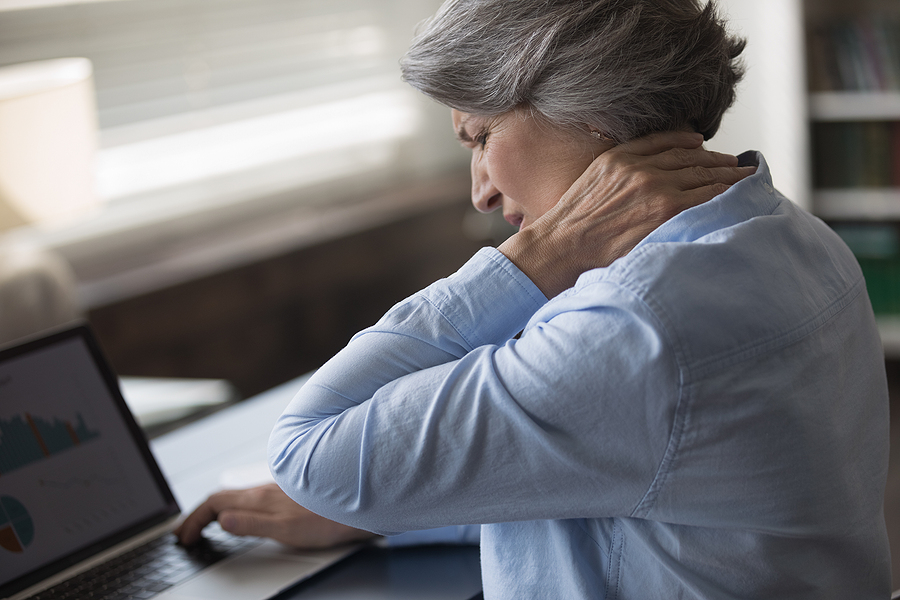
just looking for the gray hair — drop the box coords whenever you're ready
[400,0,745,142]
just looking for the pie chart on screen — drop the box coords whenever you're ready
[0,496,34,553]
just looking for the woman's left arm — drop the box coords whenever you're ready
[268,246,554,532]
[268,131,752,533]
[268,246,677,533]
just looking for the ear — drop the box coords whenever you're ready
[588,128,614,142]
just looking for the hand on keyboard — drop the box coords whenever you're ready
[174,484,377,549]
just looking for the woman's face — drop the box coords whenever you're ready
[452,108,612,229]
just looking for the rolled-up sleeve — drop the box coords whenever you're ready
[268,247,678,535]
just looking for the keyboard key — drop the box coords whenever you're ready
[26,532,243,599]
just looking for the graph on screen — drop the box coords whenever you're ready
[0,496,33,554]
[0,413,100,476]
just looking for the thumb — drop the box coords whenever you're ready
[218,509,279,539]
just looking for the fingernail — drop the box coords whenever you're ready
[220,515,236,530]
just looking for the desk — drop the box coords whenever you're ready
[149,374,302,511]
[148,374,483,600]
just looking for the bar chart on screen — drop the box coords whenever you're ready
[0,412,101,476]
[0,496,34,554]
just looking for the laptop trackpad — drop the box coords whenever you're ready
[154,542,354,600]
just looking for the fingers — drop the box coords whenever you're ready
[216,496,377,549]
[174,498,220,546]
[615,131,704,156]
[678,164,757,191]
[609,132,741,172]
[174,486,281,546]
[217,509,282,540]
[654,147,740,170]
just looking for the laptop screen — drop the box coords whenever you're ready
[0,326,178,597]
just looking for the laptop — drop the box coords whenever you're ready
[0,324,357,600]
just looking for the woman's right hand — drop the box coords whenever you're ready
[174,484,377,548]
[498,131,757,299]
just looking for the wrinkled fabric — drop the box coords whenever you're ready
[269,153,891,599]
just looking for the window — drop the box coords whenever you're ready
[0,0,468,307]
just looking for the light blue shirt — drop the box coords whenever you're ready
[269,153,891,599]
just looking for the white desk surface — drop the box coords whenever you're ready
[148,373,310,512]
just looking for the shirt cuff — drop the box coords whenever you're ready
[421,247,548,349]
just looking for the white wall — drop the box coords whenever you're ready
[706,0,810,210]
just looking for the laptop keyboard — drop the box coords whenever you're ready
[27,529,257,600]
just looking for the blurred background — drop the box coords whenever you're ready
[1,0,900,580]
[0,0,485,400]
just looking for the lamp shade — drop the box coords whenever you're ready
[0,57,99,230]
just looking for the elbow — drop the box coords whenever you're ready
[267,414,305,497]
[267,412,320,502]
[267,412,380,531]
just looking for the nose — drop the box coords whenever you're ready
[470,153,501,213]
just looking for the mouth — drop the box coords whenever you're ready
[504,213,523,229]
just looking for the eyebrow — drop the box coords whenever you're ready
[454,115,475,144]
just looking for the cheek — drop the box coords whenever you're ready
[491,146,593,214]
[545,158,594,199]
[487,146,556,202]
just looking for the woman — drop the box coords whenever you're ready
[179,1,891,597]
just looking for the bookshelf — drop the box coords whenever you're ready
[803,0,900,355]
[810,92,900,121]
[809,92,900,221]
